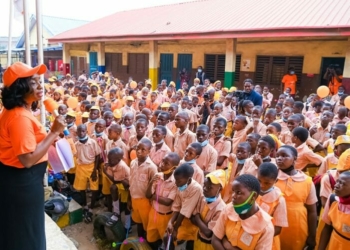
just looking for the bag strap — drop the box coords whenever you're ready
[328,172,336,190]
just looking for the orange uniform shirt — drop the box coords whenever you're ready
[149,143,171,167]
[106,138,130,166]
[0,107,47,168]
[209,136,231,170]
[295,143,324,170]
[150,173,177,214]
[196,143,218,172]
[179,159,204,186]
[106,159,130,182]
[75,137,101,165]
[282,74,297,94]
[174,129,196,159]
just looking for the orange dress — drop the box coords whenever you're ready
[256,187,288,250]
[322,196,350,249]
[275,170,317,250]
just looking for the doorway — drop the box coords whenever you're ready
[177,54,192,89]
[320,57,345,86]
[160,54,174,85]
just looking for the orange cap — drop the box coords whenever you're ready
[3,62,47,87]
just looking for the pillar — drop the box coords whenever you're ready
[149,40,158,90]
[343,37,350,94]
[62,43,71,74]
[224,38,237,88]
[97,42,105,73]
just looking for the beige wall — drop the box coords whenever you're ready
[67,37,347,74]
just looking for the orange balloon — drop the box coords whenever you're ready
[67,97,78,109]
[316,86,330,98]
[43,98,59,113]
[130,149,137,161]
[345,96,350,109]
[130,81,137,89]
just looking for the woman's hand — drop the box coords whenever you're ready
[50,115,66,134]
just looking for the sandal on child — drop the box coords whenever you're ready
[84,211,93,223]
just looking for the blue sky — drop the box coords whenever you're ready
[0,0,194,36]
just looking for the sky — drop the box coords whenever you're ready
[0,0,194,36]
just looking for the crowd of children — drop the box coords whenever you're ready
[28,72,350,250]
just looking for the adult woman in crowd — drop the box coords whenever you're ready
[0,62,66,250]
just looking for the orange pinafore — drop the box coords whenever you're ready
[275,172,313,250]
[327,199,350,249]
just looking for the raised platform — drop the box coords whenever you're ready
[45,213,77,250]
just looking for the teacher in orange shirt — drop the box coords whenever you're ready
[281,67,297,98]
[0,62,66,250]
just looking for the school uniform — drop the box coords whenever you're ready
[256,187,289,250]
[164,127,175,151]
[275,119,289,134]
[87,95,101,105]
[240,157,277,177]
[121,125,136,144]
[212,203,274,249]
[196,143,218,172]
[166,120,178,135]
[106,160,130,203]
[231,129,247,154]
[85,121,97,136]
[67,123,77,142]
[332,115,350,125]
[147,173,177,243]
[222,105,235,137]
[317,153,338,176]
[275,170,318,250]
[129,157,157,230]
[305,111,321,124]
[206,114,226,132]
[321,195,350,249]
[323,138,335,155]
[128,135,146,161]
[74,138,101,191]
[149,142,171,167]
[193,196,226,250]
[209,136,231,170]
[145,121,155,139]
[106,138,130,166]
[179,108,198,125]
[174,129,196,159]
[121,105,136,117]
[311,124,331,144]
[172,179,203,242]
[295,142,324,170]
[222,155,241,203]
[179,160,204,186]
[252,121,267,136]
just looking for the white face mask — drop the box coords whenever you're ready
[198,69,202,73]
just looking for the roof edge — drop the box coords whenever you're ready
[48,27,350,43]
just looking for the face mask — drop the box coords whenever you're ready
[89,118,98,123]
[260,187,274,195]
[197,140,209,147]
[198,69,202,73]
[282,117,288,123]
[178,182,188,192]
[78,135,88,142]
[205,189,220,203]
[290,71,295,75]
[155,139,164,145]
[123,125,133,129]
[233,191,255,214]
[216,134,224,138]
[245,112,251,117]
[205,196,217,203]
[237,158,246,164]
[94,131,104,137]
[262,156,271,161]
[162,166,175,175]
[284,92,289,96]
[67,122,74,128]
[185,159,196,165]
[338,91,344,95]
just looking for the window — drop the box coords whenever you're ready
[205,54,241,82]
[255,56,304,86]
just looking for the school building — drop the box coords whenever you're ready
[49,0,350,99]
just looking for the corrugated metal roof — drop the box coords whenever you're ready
[42,16,90,36]
[50,0,350,43]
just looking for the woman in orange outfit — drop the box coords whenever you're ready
[318,171,350,250]
[274,145,318,250]
[0,62,66,250]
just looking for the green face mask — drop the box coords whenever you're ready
[233,191,255,214]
